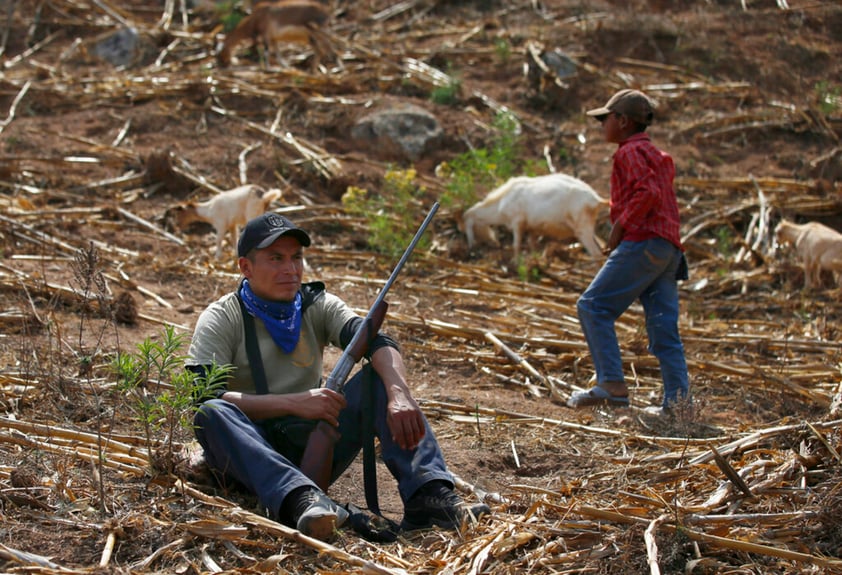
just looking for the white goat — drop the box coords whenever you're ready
[168,185,282,259]
[775,218,842,289]
[460,173,608,260]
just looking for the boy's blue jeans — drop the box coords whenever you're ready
[576,237,690,407]
[193,366,453,520]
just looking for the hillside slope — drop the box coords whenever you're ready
[1,1,842,573]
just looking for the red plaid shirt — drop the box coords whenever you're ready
[610,133,683,250]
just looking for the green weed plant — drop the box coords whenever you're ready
[112,326,230,473]
[815,81,841,115]
[439,111,531,209]
[342,168,430,259]
[494,38,512,64]
[216,0,244,32]
[430,78,462,106]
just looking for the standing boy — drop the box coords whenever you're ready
[567,89,690,414]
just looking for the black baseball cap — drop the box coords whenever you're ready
[237,213,311,257]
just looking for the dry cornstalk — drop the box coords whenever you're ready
[0,416,148,460]
[0,542,66,570]
[684,510,818,525]
[209,104,341,180]
[0,429,148,475]
[644,513,669,575]
[709,444,755,499]
[168,152,226,194]
[0,213,81,255]
[419,399,720,447]
[681,527,842,571]
[575,505,649,525]
[484,331,563,402]
[370,0,425,22]
[103,272,174,309]
[99,530,118,567]
[479,365,544,398]
[176,480,412,574]
[182,519,250,539]
[452,473,509,506]
[677,175,816,194]
[805,422,842,462]
[0,80,30,134]
[689,418,842,465]
[465,527,507,575]
[115,206,185,246]
[130,537,188,571]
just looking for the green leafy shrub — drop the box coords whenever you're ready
[815,81,841,115]
[430,78,462,106]
[111,325,230,472]
[342,168,430,258]
[494,38,512,64]
[216,0,244,32]
[439,111,533,209]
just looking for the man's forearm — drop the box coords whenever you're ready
[220,391,296,420]
[371,347,412,399]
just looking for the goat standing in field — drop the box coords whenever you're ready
[216,0,330,69]
[775,218,842,289]
[460,173,608,261]
[167,185,283,259]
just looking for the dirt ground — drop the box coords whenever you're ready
[2,0,842,573]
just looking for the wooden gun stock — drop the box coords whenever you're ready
[299,420,340,491]
[299,301,387,490]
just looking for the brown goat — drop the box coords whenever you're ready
[217,0,330,69]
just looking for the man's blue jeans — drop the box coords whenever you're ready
[193,365,453,519]
[576,237,690,407]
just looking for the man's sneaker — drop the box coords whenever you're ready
[400,480,491,531]
[292,488,349,540]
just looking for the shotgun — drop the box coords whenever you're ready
[300,202,439,490]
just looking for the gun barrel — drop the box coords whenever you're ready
[325,202,439,390]
[299,203,439,491]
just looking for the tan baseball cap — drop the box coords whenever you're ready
[587,89,655,125]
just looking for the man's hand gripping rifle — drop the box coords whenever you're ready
[300,203,439,490]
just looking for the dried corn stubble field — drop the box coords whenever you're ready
[2,0,842,573]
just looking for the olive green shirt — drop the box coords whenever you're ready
[186,283,357,395]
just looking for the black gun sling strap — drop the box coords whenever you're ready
[237,292,385,518]
[237,293,270,396]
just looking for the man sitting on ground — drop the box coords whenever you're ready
[187,213,490,540]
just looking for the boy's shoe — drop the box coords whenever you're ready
[400,480,491,531]
[566,384,629,408]
[643,403,696,421]
[641,405,674,418]
[293,488,349,540]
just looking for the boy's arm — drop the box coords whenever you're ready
[604,221,626,254]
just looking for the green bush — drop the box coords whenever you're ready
[494,38,512,64]
[111,326,230,473]
[439,111,532,209]
[216,0,244,32]
[430,78,462,106]
[815,81,841,115]
[342,168,431,259]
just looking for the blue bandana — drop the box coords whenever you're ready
[239,280,302,353]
